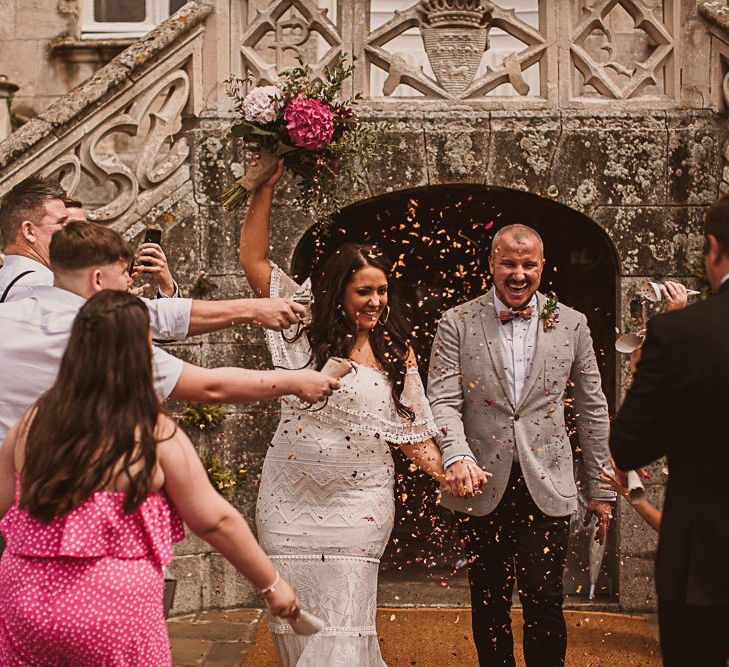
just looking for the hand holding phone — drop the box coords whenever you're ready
[141,229,162,266]
[134,229,176,297]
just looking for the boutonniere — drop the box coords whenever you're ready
[540,292,559,332]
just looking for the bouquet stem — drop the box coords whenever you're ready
[222,149,280,211]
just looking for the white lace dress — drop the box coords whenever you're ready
[257,266,438,667]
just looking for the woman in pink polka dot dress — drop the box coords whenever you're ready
[0,291,301,666]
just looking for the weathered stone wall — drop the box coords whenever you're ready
[2,0,728,615]
[148,109,722,613]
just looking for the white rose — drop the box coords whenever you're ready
[241,85,284,124]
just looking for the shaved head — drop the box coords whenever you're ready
[488,224,545,308]
[491,224,544,259]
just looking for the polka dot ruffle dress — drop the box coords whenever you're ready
[0,474,183,666]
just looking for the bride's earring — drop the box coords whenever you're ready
[378,305,391,325]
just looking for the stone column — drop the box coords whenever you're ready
[0,75,19,143]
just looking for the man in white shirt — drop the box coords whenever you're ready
[0,178,310,337]
[0,177,179,301]
[0,220,339,445]
[0,177,64,302]
[63,195,180,299]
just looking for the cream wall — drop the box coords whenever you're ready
[0,1,86,121]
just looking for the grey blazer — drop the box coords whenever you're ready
[427,288,614,517]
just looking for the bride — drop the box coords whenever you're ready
[240,162,483,666]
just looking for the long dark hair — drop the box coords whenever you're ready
[299,243,415,420]
[20,290,166,522]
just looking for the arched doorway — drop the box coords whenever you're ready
[292,184,620,602]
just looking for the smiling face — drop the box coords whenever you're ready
[342,265,389,331]
[488,230,545,309]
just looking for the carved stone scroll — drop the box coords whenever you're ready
[40,70,191,228]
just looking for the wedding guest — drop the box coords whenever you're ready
[428,224,615,667]
[0,220,339,447]
[63,197,180,299]
[0,177,66,302]
[240,161,468,666]
[63,195,180,299]
[0,290,300,664]
[611,196,729,666]
[605,280,689,533]
[0,177,180,301]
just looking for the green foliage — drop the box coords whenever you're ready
[199,449,239,500]
[180,403,225,432]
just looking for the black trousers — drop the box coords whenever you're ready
[659,598,729,666]
[457,464,570,667]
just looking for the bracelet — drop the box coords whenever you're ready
[260,571,279,595]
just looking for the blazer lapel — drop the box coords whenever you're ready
[478,288,515,410]
[516,291,551,411]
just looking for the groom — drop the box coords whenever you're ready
[428,224,614,666]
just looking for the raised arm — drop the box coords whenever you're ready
[239,160,285,297]
[169,362,339,405]
[158,422,299,618]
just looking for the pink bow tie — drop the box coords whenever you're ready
[498,307,533,324]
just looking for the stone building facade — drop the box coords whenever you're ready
[2,0,729,614]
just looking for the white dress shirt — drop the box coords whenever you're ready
[493,292,539,406]
[0,255,53,302]
[0,286,187,444]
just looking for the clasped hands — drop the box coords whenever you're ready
[444,460,492,498]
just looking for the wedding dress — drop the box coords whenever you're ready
[257,265,438,666]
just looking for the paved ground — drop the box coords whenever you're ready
[169,607,660,666]
[168,609,264,666]
[167,567,652,665]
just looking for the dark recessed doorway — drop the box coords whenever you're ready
[291,184,619,599]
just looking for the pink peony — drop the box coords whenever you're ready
[284,97,334,150]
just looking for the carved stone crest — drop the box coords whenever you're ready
[418,0,493,96]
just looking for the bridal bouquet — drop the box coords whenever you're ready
[224,55,379,223]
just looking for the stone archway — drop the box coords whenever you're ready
[292,184,620,601]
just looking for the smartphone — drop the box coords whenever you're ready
[144,228,162,245]
[141,228,162,267]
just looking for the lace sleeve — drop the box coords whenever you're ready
[265,263,312,370]
[391,367,439,444]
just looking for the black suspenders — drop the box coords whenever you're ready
[0,270,34,303]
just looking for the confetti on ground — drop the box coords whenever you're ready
[243,608,660,666]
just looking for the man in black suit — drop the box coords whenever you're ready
[610,195,729,666]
